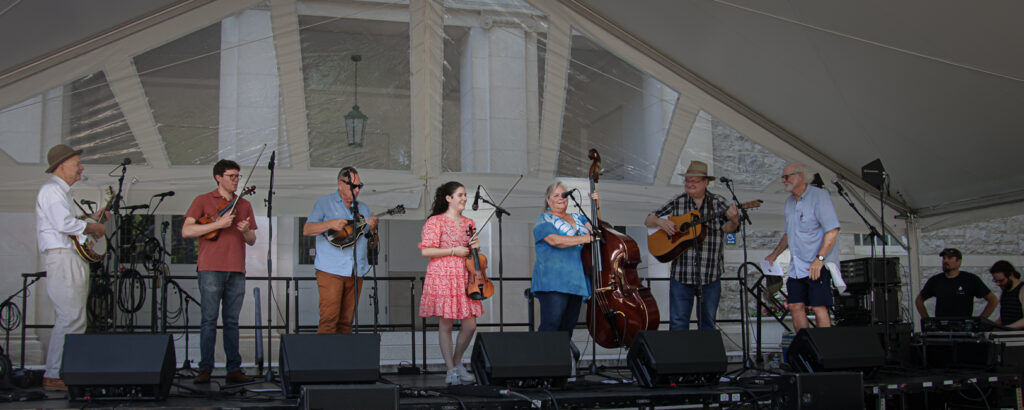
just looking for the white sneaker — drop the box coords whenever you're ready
[455,364,475,383]
[445,368,460,385]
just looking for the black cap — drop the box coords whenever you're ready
[939,248,962,259]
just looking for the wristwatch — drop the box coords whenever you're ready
[816,255,825,261]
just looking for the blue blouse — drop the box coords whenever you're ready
[532,212,593,298]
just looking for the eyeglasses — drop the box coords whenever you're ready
[781,172,799,181]
[222,173,242,180]
[340,180,364,190]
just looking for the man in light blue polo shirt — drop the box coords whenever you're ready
[766,162,840,330]
[302,167,378,333]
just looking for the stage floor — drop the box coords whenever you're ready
[0,365,1019,409]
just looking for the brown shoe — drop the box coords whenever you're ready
[225,369,254,384]
[42,377,67,391]
[193,369,212,384]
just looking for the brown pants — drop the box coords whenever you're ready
[316,270,363,334]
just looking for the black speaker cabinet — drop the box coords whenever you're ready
[62,334,175,401]
[280,334,381,397]
[471,332,572,388]
[300,384,398,410]
[627,330,727,388]
[772,372,864,410]
[786,327,884,373]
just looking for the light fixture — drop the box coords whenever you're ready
[344,54,367,147]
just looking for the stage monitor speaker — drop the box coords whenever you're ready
[62,334,175,401]
[772,372,864,410]
[300,384,398,410]
[471,332,571,388]
[280,334,380,397]
[786,327,884,373]
[627,330,727,388]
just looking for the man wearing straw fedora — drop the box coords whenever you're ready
[35,144,107,390]
[645,161,739,330]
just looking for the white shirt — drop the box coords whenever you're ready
[36,175,86,252]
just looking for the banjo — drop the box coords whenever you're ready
[71,186,113,263]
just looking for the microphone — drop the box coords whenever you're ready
[123,204,149,211]
[472,185,481,211]
[719,176,732,184]
[120,158,132,167]
[560,188,578,199]
[153,191,175,198]
[268,150,276,171]
[81,199,96,206]
[832,177,847,196]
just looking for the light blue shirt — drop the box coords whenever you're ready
[532,212,592,298]
[308,192,373,277]
[784,186,840,279]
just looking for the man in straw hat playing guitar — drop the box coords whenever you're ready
[645,161,739,330]
[35,144,108,390]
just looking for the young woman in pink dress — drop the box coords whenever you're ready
[418,181,483,385]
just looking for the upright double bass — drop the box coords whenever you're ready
[582,149,660,348]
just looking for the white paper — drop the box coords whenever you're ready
[759,260,785,277]
[826,262,847,294]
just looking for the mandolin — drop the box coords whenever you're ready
[326,204,405,249]
[647,199,762,263]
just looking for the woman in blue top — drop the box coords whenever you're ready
[532,181,597,333]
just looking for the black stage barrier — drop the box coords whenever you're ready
[471,331,572,388]
[280,333,380,397]
[787,326,885,373]
[62,333,175,401]
[299,383,399,410]
[772,371,863,409]
[627,330,727,388]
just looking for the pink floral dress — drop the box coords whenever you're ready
[418,214,484,319]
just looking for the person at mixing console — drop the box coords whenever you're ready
[915,248,998,319]
[989,260,1024,329]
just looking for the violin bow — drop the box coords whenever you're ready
[225,143,266,216]
[469,174,523,240]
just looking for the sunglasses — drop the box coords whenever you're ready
[781,172,799,181]
[340,180,364,190]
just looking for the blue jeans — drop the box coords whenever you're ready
[535,291,583,332]
[198,271,246,372]
[669,279,721,330]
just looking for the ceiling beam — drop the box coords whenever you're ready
[557,0,911,213]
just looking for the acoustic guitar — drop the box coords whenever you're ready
[647,200,762,263]
[71,187,113,263]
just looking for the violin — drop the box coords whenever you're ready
[197,185,256,240]
[464,225,494,300]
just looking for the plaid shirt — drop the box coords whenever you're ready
[653,192,731,285]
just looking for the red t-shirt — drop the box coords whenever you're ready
[185,189,257,273]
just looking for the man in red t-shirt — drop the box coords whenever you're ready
[182,159,257,384]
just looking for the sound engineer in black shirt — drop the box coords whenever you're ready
[915,248,998,318]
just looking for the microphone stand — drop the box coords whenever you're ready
[831,177,888,354]
[720,179,757,373]
[350,201,363,335]
[103,162,130,332]
[263,151,276,377]
[478,188,510,332]
[566,191,617,381]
